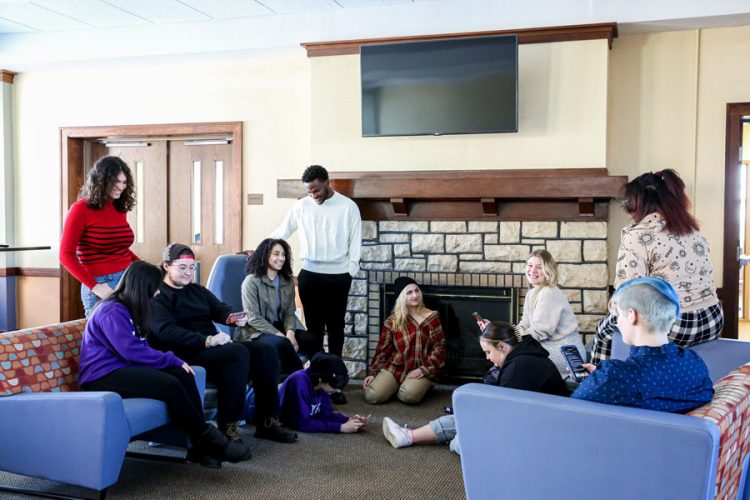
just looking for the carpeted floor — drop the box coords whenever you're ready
[0,385,466,499]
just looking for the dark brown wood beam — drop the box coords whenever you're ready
[302,22,618,57]
[277,169,626,221]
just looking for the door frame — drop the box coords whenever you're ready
[722,103,750,339]
[59,121,243,321]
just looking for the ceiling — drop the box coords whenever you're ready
[0,0,749,71]
[0,0,425,34]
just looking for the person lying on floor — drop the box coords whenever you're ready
[279,352,368,433]
[572,276,713,412]
[382,320,567,454]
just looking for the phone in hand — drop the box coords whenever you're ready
[226,311,247,325]
[560,345,589,383]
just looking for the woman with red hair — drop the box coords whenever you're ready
[590,169,723,363]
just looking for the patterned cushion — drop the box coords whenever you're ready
[0,320,86,396]
[688,363,750,499]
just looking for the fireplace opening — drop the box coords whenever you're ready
[378,284,520,383]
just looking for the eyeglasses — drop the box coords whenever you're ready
[170,264,196,273]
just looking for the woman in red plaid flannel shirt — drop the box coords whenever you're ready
[363,277,445,405]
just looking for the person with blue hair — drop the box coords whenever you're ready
[572,276,714,413]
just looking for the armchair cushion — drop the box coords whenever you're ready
[0,320,85,395]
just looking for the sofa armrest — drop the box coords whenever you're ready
[0,392,131,491]
[454,384,719,500]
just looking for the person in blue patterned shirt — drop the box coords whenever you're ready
[572,276,713,413]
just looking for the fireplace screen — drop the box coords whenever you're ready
[379,284,519,383]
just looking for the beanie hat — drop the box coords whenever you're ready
[308,353,349,390]
[393,276,418,300]
[614,276,681,317]
[163,243,194,262]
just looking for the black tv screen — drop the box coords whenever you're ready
[361,35,518,137]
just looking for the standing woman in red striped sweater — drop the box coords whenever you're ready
[60,156,139,317]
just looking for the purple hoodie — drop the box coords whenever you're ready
[78,300,184,387]
[278,369,348,433]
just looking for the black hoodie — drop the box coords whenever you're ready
[483,336,568,396]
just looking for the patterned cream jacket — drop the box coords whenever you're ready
[614,212,719,312]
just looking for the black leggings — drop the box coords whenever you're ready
[82,366,207,440]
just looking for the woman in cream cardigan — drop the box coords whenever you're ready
[518,249,584,375]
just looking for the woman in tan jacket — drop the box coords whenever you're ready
[591,169,723,363]
[238,238,322,374]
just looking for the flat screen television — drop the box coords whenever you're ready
[360,35,518,137]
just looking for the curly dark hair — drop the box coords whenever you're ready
[622,169,699,235]
[301,165,329,183]
[245,238,293,280]
[80,156,135,212]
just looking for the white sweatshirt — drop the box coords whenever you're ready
[270,192,362,276]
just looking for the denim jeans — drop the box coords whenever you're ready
[430,415,461,454]
[81,270,125,317]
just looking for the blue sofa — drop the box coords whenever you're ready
[454,336,750,500]
[0,320,206,499]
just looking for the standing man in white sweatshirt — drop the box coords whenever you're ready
[271,165,361,403]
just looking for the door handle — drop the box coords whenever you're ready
[741,255,750,268]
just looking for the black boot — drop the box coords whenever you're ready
[199,424,252,463]
[186,446,222,469]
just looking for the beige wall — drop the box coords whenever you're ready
[16,276,59,328]
[607,26,750,285]
[606,30,699,278]
[13,54,312,271]
[311,40,609,170]
[695,26,750,283]
[12,25,750,323]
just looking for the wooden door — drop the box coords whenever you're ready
[168,140,240,285]
[60,122,243,321]
[104,142,169,265]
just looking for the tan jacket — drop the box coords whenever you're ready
[236,273,298,341]
[614,212,719,312]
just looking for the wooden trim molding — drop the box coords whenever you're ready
[0,70,16,84]
[0,268,60,277]
[302,22,618,57]
[721,103,750,339]
[278,169,627,221]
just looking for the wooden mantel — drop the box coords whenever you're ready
[277,169,627,221]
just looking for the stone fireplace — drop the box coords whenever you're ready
[341,219,610,377]
[278,168,626,377]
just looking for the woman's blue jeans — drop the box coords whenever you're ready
[80,270,125,317]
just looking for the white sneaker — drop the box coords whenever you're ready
[382,417,412,449]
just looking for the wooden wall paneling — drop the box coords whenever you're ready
[60,134,85,321]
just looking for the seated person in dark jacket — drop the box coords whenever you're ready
[572,276,714,413]
[149,243,297,445]
[382,320,566,454]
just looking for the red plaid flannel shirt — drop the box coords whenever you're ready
[368,311,445,382]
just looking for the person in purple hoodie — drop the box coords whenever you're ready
[279,353,367,433]
[78,260,251,468]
